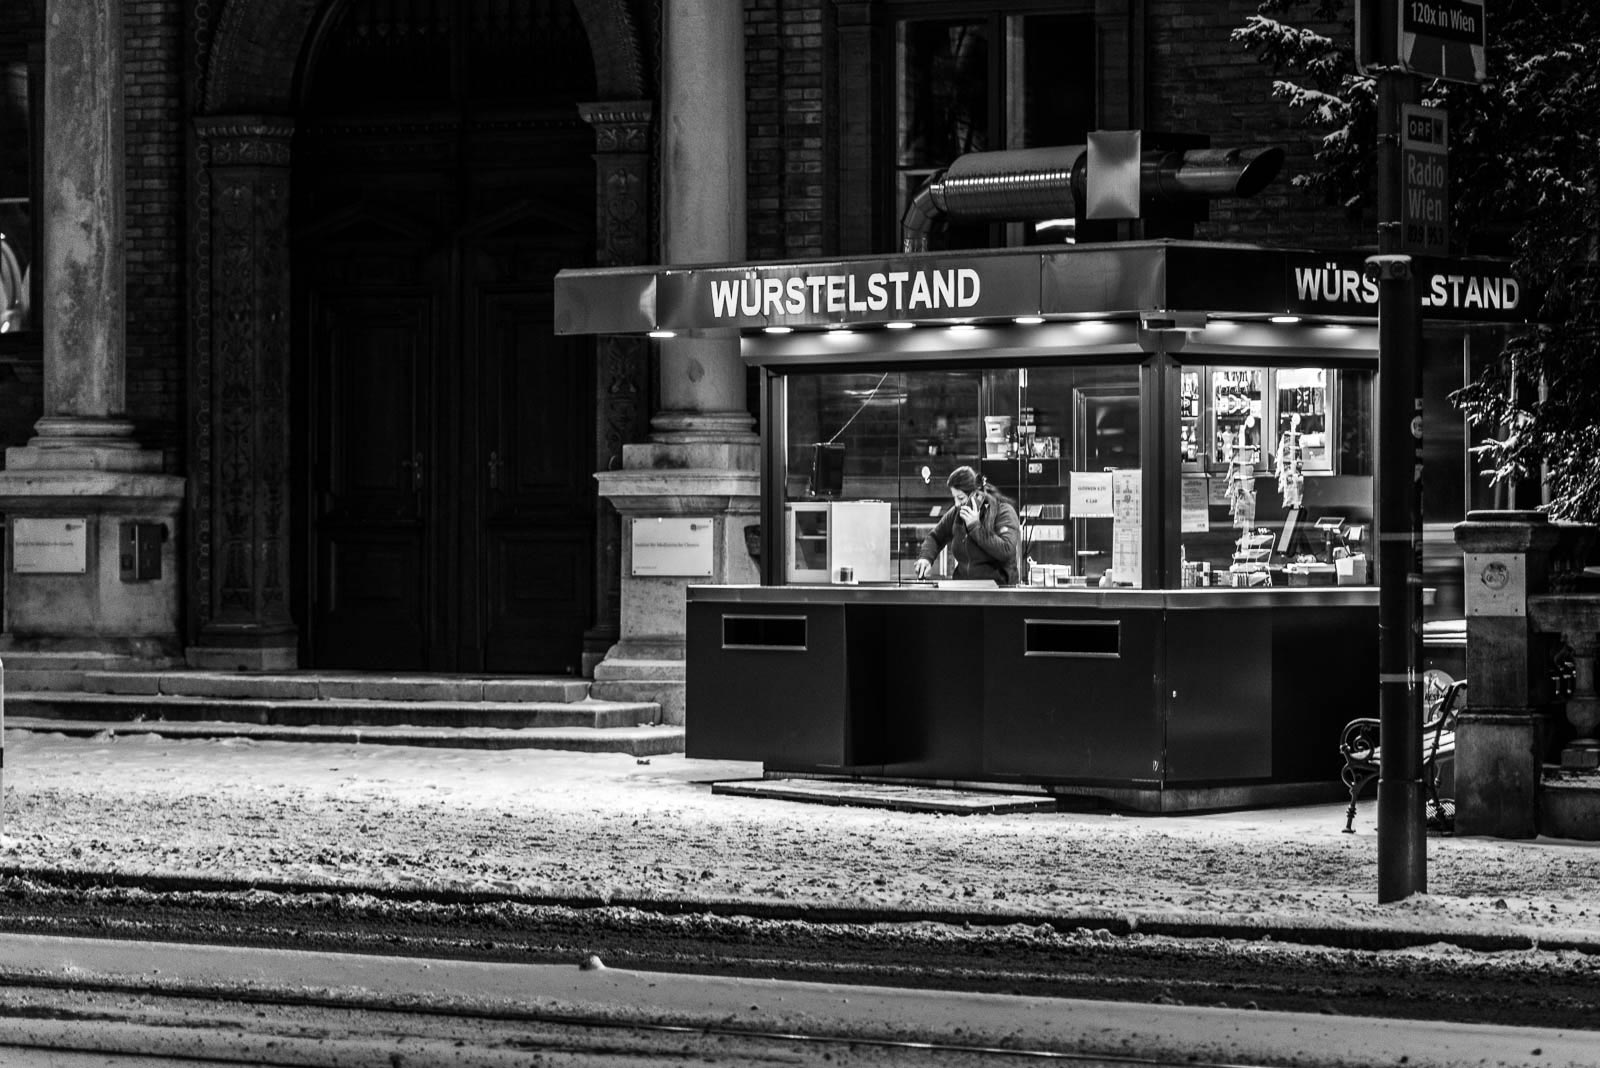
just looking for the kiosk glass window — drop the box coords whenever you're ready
[1176,365,1375,589]
[778,362,1142,587]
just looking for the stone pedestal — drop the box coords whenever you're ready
[1452,510,1561,837]
[592,443,760,725]
[1453,711,1545,839]
[1527,592,1600,772]
[0,439,185,673]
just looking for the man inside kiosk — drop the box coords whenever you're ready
[913,465,1022,586]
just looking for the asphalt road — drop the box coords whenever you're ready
[1,932,1596,1068]
[0,882,1598,1034]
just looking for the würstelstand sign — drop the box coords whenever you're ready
[554,245,1527,336]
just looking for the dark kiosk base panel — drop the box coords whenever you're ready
[688,586,1374,814]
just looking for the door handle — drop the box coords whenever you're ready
[400,452,424,492]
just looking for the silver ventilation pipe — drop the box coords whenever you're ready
[901,143,1284,253]
[901,145,1086,254]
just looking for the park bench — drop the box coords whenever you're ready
[1339,672,1465,834]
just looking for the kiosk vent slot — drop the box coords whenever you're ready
[1023,619,1120,657]
[722,614,808,651]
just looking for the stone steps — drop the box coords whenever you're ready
[0,669,680,755]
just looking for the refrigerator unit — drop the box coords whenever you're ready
[786,500,892,583]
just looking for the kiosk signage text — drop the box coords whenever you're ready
[1286,255,1517,318]
[658,256,1040,330]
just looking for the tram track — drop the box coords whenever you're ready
[0,984,1341,1068]
[1,871,1598,1034]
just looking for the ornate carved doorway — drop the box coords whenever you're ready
[292,0,598,673]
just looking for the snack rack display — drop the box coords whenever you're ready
[1179,370,1203,470]
[1211,368,1264,466]
[1228,529,1274,587]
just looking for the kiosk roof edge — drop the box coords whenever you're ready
[553,242,1528,337]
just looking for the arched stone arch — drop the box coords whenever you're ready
[187,0,654,669]
[199,0,647,115]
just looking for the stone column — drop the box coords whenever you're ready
[1452,510,1561,838]
[0,0,185,680]
[589,0,758,721]
[186,118,298,671]
[654,0,755,443]
[578,102,654,676]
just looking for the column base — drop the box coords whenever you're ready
[188,622,300,672]
[591,638,686,726]
[594,452,758,729]
[185,646,299,672]
[581,623,620,678]
[649,409,758,444]
[0,461,185,658]
[1560,742,1600,771]
[1454,710,1546,838]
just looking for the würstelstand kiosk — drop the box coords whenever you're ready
[556,241,1525,812]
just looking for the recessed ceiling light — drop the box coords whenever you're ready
[1269,315,1302,324]
[763,326,793,334]
[647,330,675,339]
[1013,316,1045,325]
[885,321,915,330]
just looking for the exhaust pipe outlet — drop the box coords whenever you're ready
[901,141,1284,253]
[1148,146,1285,201]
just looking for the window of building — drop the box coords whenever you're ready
[0,50,38,337]
[890,4,1097,251]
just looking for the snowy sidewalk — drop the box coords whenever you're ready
[2,729,1598,951]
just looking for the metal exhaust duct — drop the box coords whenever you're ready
[901,143,1284,253]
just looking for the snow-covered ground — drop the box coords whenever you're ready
[3,729,1599,946]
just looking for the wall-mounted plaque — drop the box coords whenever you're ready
[13,517,89,574]
[1464,552,1525,617]
[632,517,715,577]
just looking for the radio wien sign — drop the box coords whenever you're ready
[1401,105,1448,255]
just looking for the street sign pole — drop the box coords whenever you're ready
[1371,68,1426,903]
[1359,0,1484,905]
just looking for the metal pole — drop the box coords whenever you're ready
[1,658,6,838]
[1373,69,1426,902]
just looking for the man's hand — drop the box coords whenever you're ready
[913,557,931,579]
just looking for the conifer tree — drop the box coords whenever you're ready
[1235,1,1600,518]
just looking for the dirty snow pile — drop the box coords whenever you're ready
[2,730,1599,946]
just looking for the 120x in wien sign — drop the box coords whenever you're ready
[1400,0,1486,84]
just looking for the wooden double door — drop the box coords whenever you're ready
[298,174,595,675]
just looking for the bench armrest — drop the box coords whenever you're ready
[1340,718,1382,764]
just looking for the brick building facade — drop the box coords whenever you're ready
[0,0,1369,675]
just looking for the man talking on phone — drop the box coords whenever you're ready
[914,465,1022,586]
